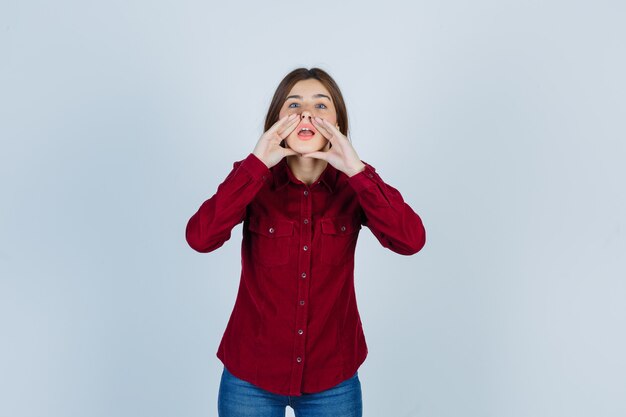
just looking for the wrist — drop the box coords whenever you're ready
[346,162,366,177]
[252,152,270,168]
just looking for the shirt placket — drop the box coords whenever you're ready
[290,185,312,393]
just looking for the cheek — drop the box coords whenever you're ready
[316,109,337,123]
[279,107,300,119]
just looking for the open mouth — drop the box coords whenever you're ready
[296,123,317,141]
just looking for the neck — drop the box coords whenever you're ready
[286,155,328,186]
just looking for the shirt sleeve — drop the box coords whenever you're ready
[347,161,426,255]
[185,153,270,253]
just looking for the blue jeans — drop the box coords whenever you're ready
[218,366,363,417]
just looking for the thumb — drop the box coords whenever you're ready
[301,151,328,161]
[283,148,300,157]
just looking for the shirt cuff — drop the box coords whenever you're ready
[347,162,380,193]
[240,153,271,183]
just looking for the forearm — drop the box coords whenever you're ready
[347,162,426,255]
[186,153,270,253]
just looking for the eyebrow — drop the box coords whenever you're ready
[285,94,331,101]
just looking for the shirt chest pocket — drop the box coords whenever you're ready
[319,216,362,266]
[248,217,295,267]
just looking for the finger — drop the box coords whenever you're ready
[311,117,334,142]
[319,117,344,138]
[277,117,300,140]
[301,151,329,161]
[268,114,298,135]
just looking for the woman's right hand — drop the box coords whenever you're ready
[253,114,301,168]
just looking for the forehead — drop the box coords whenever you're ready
[287,79,332,99]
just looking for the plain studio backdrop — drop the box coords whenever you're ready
[1,1,625,416]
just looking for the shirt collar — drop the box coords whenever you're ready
[272,157,337,193]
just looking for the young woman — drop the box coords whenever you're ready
[186,68,426,417]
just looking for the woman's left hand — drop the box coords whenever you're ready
[301,116,366,177]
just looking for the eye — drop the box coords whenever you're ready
[316,103,327,109]
[288,103,300,108]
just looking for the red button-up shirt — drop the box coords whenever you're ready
[185,153,426,396]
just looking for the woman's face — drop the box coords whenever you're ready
[278,79,339,154]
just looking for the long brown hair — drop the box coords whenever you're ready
[264,68,349,140]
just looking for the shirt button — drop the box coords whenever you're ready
[368,173,374,178]
[340,225,346,232]
[301,272,306,278]
[303,190,309,196]
[303,245,308,251]
[296,357,302,363]
[262,175,266,180]
[268,227,275,234]
[298,329,304,335]
[303,218,309,224]
[300,300,305,305]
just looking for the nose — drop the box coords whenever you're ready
[300,111,312,120]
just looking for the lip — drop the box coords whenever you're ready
[296,122,317,141]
